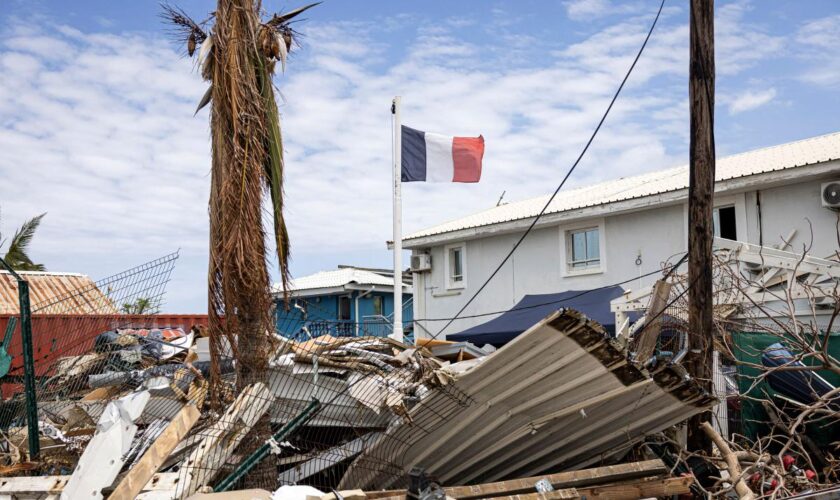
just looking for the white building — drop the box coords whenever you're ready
[401,131,840,339]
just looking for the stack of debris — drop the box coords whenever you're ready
[340,310,715,490]
[269,335,452,427]
[0,326,457,498]
[0,308,742,498]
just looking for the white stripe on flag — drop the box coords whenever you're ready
[424,132,454,182]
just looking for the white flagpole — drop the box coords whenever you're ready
[391,96,404,342]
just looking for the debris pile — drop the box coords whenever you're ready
[6,250,837,499]
[0,326,458,498]
[340,309,715,490]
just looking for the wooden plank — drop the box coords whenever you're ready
[575,475,693,499]
[0,473,179,495]
[107,404,201,500]
[372,490,580,500]
[364,460,666,500]
[0,476,69,494]
[483,488,580,500]
[314,490,368,500]
[447,459,666,499]
[633,280,672,362]
[174,382,273,497]
[480,476,692,500]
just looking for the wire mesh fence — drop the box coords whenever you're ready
[0,249,721,497]
[0,252,181,471]
[166,309,471,496]
[0,255,472,497]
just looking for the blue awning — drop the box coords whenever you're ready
[448,286,626,348]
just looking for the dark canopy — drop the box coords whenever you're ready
[448,286,626,348]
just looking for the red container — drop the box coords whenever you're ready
[0,314,208,398]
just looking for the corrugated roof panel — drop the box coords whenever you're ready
[0,271,117,315]
[273,267,408,294]
[340,310,714,488]
[404,131,840,242]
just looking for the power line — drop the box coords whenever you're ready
[430,0,667,340]
[416,253,686,323]
[276,252,689,332]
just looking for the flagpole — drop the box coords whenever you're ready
[391,96,404,342]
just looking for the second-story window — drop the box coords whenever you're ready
[713,205,737,240]
[567,227,600,271]
[445,243,466,289]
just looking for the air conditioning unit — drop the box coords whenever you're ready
[410,253,432,272]
[822,181,840,208]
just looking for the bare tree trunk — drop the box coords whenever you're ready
[686,0,715,453]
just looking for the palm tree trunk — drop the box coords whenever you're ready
[208,0,278,489]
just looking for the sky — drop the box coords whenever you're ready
[1,0,839,312]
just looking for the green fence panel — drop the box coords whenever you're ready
[732,331,840,444]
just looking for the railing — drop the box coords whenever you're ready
[286,317,413,341]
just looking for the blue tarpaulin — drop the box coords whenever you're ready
[448,285,626,347]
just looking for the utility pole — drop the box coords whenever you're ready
[686,0,715,452]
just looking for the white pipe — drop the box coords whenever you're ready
[354,288,374,336]
[391,96,404,342]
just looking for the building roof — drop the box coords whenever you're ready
[274,267,410,295]
[404,131,840,244]
[0,271,117,315]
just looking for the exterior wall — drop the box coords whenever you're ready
[412,175,840,339]
[275,290,413,338]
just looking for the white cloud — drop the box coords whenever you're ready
[796,14,840,87]
[0,4,787,311]
[727,88,777,115]
[797,14,840,48]
[715,1,785,75]
[563,0,643,22]
[564,0,615,21]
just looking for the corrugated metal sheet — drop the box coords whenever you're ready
[340,310,715,489]
[273,267,409,294]
[0,271,117,315]
[404,131,840,242]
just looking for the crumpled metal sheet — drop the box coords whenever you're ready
[62,390,150,500]
[340,309,716,489]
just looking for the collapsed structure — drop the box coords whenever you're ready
[1,239,839,498]
[0,304,716,498]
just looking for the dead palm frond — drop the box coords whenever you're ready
[164,0,317,489]
[0,209,47,272]
[159,3,209,54]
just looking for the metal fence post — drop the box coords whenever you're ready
[18,280,39,459]
[0,258,39,459]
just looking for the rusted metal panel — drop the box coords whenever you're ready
[0,314,208,398]
[340,310,715,489]
[0,271,116,315]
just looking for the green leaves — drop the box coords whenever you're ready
[257,57,291,295]
[0,210,47,272]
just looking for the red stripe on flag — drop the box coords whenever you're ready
[452,135,484,183]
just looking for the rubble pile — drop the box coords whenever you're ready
[0,326,456,498]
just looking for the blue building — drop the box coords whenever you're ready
[273,266,413,341]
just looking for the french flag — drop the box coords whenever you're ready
[401,126,484,183]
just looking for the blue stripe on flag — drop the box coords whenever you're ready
[401,126,427,182]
